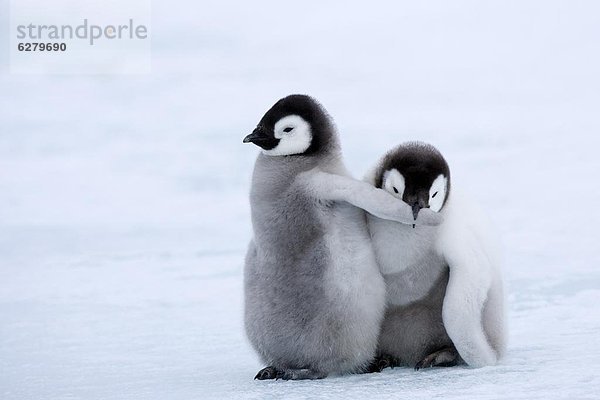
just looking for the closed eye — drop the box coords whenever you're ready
[432,192,438,198]
[283,127,294,133]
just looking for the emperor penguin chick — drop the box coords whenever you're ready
[366,141,506,370]
[243,96,442,380]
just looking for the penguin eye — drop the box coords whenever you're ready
[393,187,399,194]
[283,127,294,133]
[432,192,438,198]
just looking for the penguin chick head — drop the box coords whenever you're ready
[243,94,337,156]
[375,141,451,222]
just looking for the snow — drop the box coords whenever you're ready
[1,0,600,398]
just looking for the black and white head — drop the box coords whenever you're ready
[243,94,337,156]
[375,142,451,224]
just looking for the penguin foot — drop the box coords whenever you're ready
[414,347,459,371]
[366,354,398,373]
[278,368,327,380]
[254,366,281,380]
[254,366,326,380]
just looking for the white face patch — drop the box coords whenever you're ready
[382,169,405,199]
[429,174,448,212]
[262,115,312,156]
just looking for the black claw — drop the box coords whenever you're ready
[254,366,279,380]
[366,361,385,373]
[378,359,390,371]
[366,354,397,373]
[436,361,459,368]
[415,347,459,371]
[417,360,434,370]
[414,359,432,371]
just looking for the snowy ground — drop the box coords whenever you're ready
[1,1,600,399]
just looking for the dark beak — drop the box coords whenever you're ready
[243,127,280,150]
[243,127,268,144]
[412,203,421,221]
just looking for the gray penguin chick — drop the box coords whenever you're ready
[243,96,442,380]
[365,142,507,370]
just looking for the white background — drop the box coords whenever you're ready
[1,0,599,399]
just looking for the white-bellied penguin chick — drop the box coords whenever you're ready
[366,141,506,370]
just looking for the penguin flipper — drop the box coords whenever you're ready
[299,169,442,226]
[441,269,497,367]
[436,193,505,367]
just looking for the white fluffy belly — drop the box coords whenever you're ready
[368,215,445,306]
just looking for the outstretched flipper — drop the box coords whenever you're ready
[299,169,442,226]
[254,366,326,381]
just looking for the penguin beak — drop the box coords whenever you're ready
[412,203,421,221]
[243,127,280,150]
[411,203,421,229]
[243,127,268,144]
